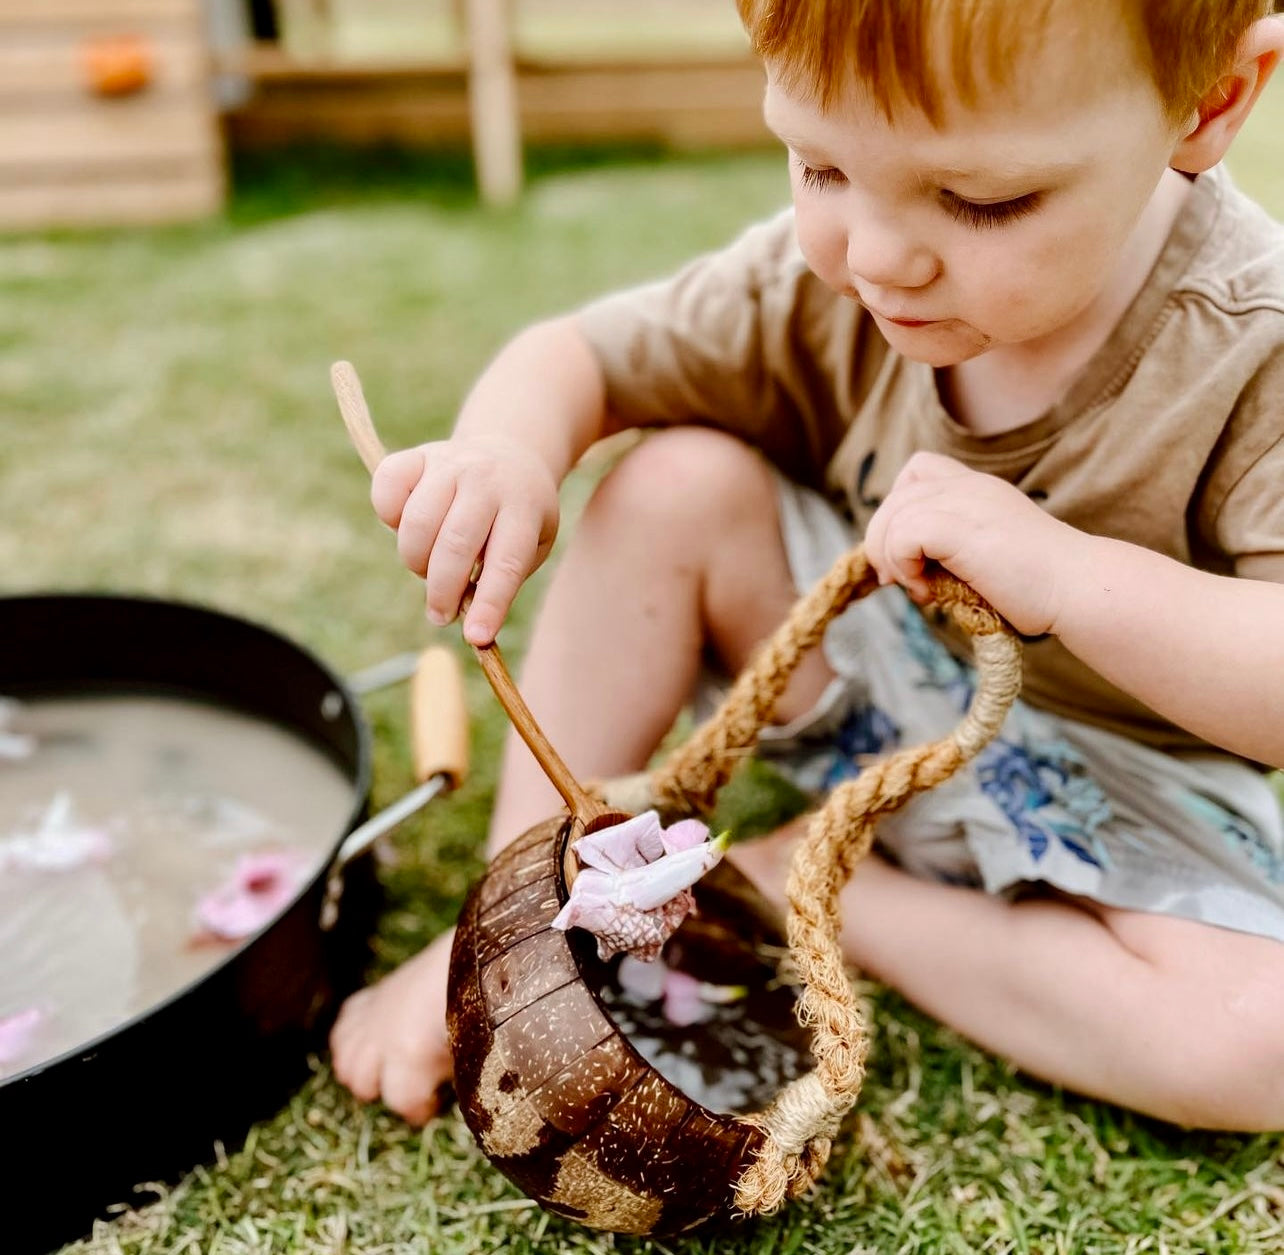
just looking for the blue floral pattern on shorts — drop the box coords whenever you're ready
[1184,792,1284,883]
[825,601,1113,871]
[768,473,1284,938]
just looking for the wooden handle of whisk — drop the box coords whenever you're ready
[411,645,470,789]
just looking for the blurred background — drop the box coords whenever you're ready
[4,0,766,228]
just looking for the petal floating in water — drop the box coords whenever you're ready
[0,793,112,874]
[0,1007,44,1070]
[617,954,747,1027]
[194,849,310,941]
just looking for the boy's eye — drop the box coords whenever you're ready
[796,161,846,192]
[942,190,1042,230]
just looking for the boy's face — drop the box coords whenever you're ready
[763,13,1187,368]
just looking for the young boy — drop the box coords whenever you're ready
[331,0,1284,1133]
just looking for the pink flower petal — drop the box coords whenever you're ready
[660,818,711,854]
[621,839,725,912]
[617,956,748,1026]
[660,968,708,1027]
[194,849,309,941]
[0,1007,43,1068]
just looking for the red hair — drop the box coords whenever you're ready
[735,0,1276,122]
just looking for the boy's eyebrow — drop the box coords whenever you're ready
[761,97,1084,186]
[923,159,1084,183]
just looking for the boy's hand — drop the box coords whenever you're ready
[371,435,559,645]
[863,452,1085,638]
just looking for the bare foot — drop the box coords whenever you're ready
[329,927,455,1125]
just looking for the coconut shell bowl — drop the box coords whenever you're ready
[330,361,1023,1237]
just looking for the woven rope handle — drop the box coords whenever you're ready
[714,556,1023,1215]
[645,546,883,816]
[596,544,1022,1212]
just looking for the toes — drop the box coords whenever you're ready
[326,932,458,1122]
[381,1054,448,1126]
[332,1039,382,1104]
[329,992,383,1101]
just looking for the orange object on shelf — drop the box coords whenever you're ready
[82,33,153,98]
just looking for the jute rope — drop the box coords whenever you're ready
[603,544,1023,1215]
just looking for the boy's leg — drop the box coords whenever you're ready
[734,833,1284,1130]
[330,428,836,1122]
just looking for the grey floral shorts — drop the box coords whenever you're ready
[703,478,1284,944]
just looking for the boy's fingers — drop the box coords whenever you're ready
[463,514,542,645]
[371,447,429,529]
[894,450,970,488]
[423,497,496,627]
[396,474,455,578]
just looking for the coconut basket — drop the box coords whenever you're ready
[446,545,1023,1236]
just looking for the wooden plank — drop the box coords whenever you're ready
[227,93,473,149]
[0,170,223,229]
[222,50,758,84]
[224,57,772,152]
[217,47,469,85]
[0,101,220,170]
[0,38,209,97]
[518,64,766,116]
[0,0,196,27]
[519,63,769,146]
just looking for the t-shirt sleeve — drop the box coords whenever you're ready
[1207,354,1284,583]
[575,208,860,489]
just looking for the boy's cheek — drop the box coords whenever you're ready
[795,233,857,300]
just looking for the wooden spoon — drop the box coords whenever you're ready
[329,361,629,883]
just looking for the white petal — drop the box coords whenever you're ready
[623,841,725,911]
[572,810,664,872]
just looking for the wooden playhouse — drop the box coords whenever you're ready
[0,0,770,229]
[0,0,225,230]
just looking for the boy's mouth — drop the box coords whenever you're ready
[860,300,941,329]
[881,314,938,328]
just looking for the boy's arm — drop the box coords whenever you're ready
[864,452,1284,770]
[1050,536,1284,768]
[372,314,609,646]
[453,314,611,483]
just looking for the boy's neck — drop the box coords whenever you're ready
[939,168,1195,437]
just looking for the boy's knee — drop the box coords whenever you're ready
[590,426,774,525]
[1164,979,1284,1131]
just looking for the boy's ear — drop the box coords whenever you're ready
[1170,17,1284,174]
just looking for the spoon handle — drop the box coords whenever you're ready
[462,605,603,823]
[331,361,384,474]
[330,360,604,826]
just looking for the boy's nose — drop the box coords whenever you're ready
[845,216,937,291]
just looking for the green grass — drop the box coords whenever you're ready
[3,70,1283,1255]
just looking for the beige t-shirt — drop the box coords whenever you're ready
[576,165,1284,755]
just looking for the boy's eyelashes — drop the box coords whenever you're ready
[793,158,1043,230]
[796,162,847,192]
[940,190,1042,229]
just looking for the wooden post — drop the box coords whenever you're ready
[464,0,522,206]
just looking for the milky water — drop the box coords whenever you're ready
[595,950,814,1115]
[0,695,355,1076]
[602,986,812,1114]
